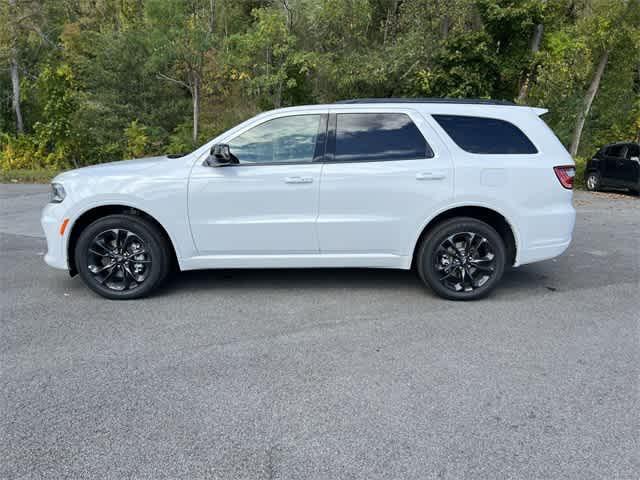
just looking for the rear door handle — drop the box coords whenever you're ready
[284,176,313,184]
[416,172,446,181]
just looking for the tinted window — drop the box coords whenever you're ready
[625,144,639,158]
[432,114,538,154]
[229,115,322,164]
[334,113,432,162]
[605,144,627,158]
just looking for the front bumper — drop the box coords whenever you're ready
[41,203,69,270]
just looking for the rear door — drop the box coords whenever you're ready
[317,108,453,257]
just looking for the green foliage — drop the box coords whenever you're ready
[167,123,196,155]
[573,156,587,189]
[124,120,150,158]
[33,64,81,168]
[0,133,40,170]
[417,31,500,98]
[1,0,639,179]
[225,7,317,108]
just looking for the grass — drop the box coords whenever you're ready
[0,168,60,184]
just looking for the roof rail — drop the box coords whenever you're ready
[334,97,517,106]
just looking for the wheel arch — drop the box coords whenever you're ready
[66,204,179,276]
[411,205,518,268]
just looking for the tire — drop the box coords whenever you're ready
[585,172,600,191]
[416,217,506,300]
[74,214,171,299]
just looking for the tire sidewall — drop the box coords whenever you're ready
[418,218,506,300]
[74,214,168,299]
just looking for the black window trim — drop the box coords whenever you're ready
[431,113,539,155]
[203,113,328,167]
[321,112,435,164]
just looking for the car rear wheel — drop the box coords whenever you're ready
[586,172,600,191]
[74,214,171,299]
[416,217,506,300]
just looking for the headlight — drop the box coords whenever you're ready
[50,183,66,203]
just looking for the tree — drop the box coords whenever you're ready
[147,0,215,145]
[225,7,316,108]
[569,0,640,156]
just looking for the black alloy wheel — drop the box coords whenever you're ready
[434,231,497,293]
[75,214,171,299]
[417,217,506,300]
[86,228,152,291]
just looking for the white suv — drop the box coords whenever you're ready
[41,98,576,300]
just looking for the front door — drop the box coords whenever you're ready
[189,113,327,255]
[602,144,628,186]
[622,143,640,188]
[317,109,453,256]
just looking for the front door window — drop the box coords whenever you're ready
[229,115,323,164]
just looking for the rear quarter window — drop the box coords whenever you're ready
[432,114,538,154]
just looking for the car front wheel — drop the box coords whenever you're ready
[74,214,171,299]
[417,217,506,300]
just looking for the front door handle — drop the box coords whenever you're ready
[284,176,313,184]
[416,172,446,181]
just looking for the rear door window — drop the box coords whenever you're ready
[432,114,538,154]
[333,113,433,162]
[605,145,627,158]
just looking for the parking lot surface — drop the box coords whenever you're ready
[1,184,638,479]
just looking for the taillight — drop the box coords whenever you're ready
[553,165,575,189]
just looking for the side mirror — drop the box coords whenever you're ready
[205,144,237,167]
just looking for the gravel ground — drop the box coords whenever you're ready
[1,185,638,480]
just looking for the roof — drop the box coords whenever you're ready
[334,97,517,106]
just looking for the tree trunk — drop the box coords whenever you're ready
[8,0,23,134]
[517,23,544,103]
[192,75,200,144]
[470,6,483,31]
[569,50,609,157]
[10,49,24,134]
[209,0,215,34]
[440,15,450,40]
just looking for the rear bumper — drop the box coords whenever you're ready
[515,238,572,266]
[41,203,69,270]
[515,203,576,266]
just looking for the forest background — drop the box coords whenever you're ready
[1,0,639,184]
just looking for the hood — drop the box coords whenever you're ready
[53,155,180,183]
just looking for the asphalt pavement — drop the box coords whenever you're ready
[1,184,638,479]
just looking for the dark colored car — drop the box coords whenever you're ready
[584,142,640,194]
